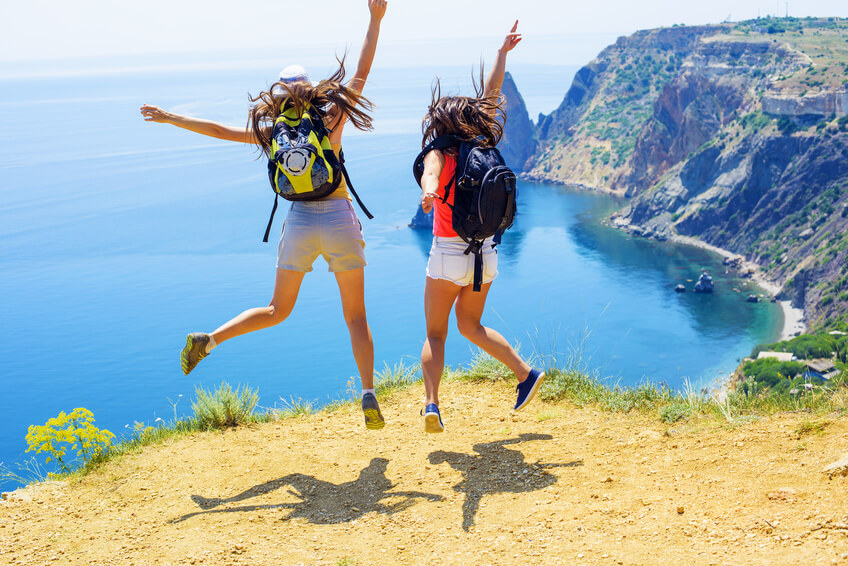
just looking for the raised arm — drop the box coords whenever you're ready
[483,20,522,101]
[349,0,387,95]
[327,0,387,139]
[420,150,445,214]
[140,104,256,144]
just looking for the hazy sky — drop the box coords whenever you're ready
[2,0,847,68]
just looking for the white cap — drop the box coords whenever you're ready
[278,64,318,86]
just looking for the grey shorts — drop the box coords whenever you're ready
[426,236,498,286]
[276,199,367,273]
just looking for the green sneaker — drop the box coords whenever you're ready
[181,333,210,375]
[362,392,385,430]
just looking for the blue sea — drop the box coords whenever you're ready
[0,57,782,484]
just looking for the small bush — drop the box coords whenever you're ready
[464,350,513,382]
[743,358,806,387]
[275,397,314,419]
[192,382,259,429]
[795,419,831,437]
[374,361,421,395]
[660,403,691,424]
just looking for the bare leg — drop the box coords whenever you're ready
[421,277,463,406]
[455,282,532,381]
[335,268,374,389]
[210,268,306,344]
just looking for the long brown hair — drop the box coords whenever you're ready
[421,67,506,148]
[248,56,374,158]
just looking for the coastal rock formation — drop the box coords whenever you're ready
[498,72,536,172]
[694,272,714,293]
[763,90,848,117]
[409,205,433,230]
[516,17,848,328]
[526,25,725,188]
[616,126,848,325]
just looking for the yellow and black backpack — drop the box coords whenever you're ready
[263,102,372,242]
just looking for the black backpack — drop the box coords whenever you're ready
[413,135,517,291]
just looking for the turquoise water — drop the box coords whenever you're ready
[0,61,781,483]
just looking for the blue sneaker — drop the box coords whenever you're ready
[423,403,444,433]
[514,369,545,411]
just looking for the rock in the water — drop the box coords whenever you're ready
[693,272,713,293]
[674,284,686,293]
[409,205,433,230]
[746,294,760,303]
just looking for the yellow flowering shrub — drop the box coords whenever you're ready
[25,408,115,475]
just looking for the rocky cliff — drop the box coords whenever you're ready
[516,17,848,328]
[498,72,536,171]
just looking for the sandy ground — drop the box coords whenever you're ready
[2,380,847,566]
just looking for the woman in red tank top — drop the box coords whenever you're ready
[417,21,545,433]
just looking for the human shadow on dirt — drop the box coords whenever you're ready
[172,457,442,524]
[428,433,582,531]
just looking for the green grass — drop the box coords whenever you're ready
[274,397,315,419]
[535,409,561,421]
[374,361,422,395]
[794,419,832,437]
[5,351,847,491]
[192,382,260,429]
[461,350,512,382]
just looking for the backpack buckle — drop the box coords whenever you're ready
[458,175,479,188]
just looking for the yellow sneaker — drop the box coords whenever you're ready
[362,392,385,430]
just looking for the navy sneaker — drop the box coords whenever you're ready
[361,392,385,430]
[423,403,444,433]
[514,369,545,411]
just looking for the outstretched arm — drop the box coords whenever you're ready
[483,20,522,101]
[328,0,387,139]
[420,150,445,214]
[350,0,387,93]
[139,104,256,144]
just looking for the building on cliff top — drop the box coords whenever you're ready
[804,359,840,382]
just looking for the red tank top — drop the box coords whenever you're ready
[433,152,458,238]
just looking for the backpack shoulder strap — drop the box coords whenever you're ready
[413,134,461,187]
[339,149,374,220]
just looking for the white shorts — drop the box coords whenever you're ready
[276,199,366,273]
[426,236,498,286]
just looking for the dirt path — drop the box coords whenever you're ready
[2,380,847,565]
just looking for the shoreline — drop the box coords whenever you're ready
[668,234,806,343]
[548,182,809,346]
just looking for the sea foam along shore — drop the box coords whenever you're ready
[670,235,806,343]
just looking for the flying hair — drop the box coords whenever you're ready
[248,54,374,158]
[421,65,506,148]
